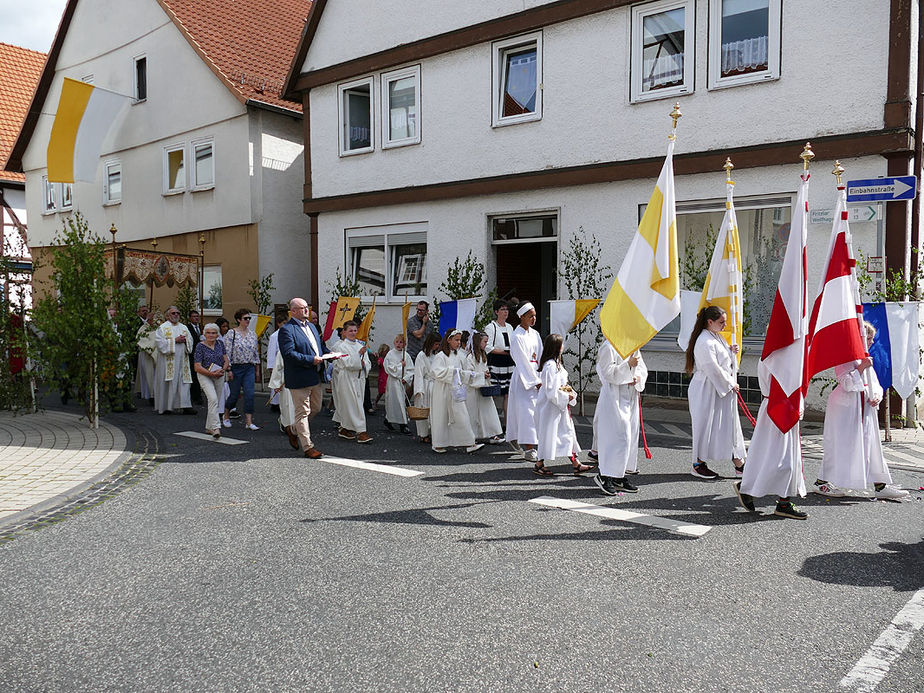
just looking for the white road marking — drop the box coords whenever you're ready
[661,423,688,437]
[839,587,924,692]
[528,496,711,537]
[321,455,423,477]
[175,431,248,446]
[881,447,922,465]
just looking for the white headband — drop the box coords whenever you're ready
[447,329,462,338]
[516,302,535,317]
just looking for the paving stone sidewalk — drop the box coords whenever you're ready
[0,410,130,527]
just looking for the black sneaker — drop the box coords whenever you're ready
[691,462,720,479]
[734,480,756,512]
[613,477,638,493]
[594,474,619,496]
[587,450,599,461]
[625,469,640,476]
[229,408,241,419]
[774,500,808,520]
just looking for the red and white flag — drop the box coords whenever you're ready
[760,172,810,433]
[806,183,867,378]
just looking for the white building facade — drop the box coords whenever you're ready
[9,0,310,319]
[285,0,921,409]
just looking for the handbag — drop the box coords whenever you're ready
[451,368,467,402]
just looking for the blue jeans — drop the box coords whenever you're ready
[227,363,255,415]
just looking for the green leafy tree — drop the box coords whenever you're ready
[433,251,496,332]
[247,272,276,315]
[174,285,197,322]
[31,214,136,427]
[559,228,613,415]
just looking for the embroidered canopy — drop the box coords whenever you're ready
[106,248,199,288]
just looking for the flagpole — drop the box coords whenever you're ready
[724,157,740,371]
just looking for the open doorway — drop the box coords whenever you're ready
[491,213,557,335]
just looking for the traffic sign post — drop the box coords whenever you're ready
[846,176,917,202]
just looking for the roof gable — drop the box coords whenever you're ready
[0,43,47,183]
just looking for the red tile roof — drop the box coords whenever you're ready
[0,43,47,183]
[158,0,310,113]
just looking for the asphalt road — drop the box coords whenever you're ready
[1,401,922,693]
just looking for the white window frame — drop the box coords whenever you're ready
[707,0,781,90]
[58,183,73,211]
[103,160,122,205]
[492,32,543,127]
[345,222,428,302]
[163,143,186,194]
[338,76,375,157]
[381,65,421,149]
[630,0,695,103]
[201,265,223,316]
[191,138,215,191]
[133,54,147,103]
[41,176,56,215]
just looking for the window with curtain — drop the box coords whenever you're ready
[631,0,694,101]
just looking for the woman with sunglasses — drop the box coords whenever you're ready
[223,308,260,430]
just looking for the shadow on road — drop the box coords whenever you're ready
[798,539,924,592]
[300,501,493,529]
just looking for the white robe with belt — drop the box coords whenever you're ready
[136,324,156,399]
[153,321,193,413]
[595,343,647,478]
[505,325,543,446]
[268,350,295,429]
[412,352,434,438]
[383,348,414,425]
[430,350,476,448]
[332,339,371,433]
[537,361,579,461]
[464,353,502,439]
[688,331,746,465]
[820,360,892,489]
[739,361,806,499]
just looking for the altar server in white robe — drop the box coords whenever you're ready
[265,314,288,409]
[332,320,373,443]
[429,330,483,454]
[412,333,441,442]
[535,334,591,477]
[593,340,647,494]
[505,302,543,463]
[136,319,157,401]
[815,322,909,500]
[153,306,194,414]
[268,350,296,436]
[685,306,746,479]
[383,333,414,434]
[464,332,503,443]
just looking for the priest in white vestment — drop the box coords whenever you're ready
[153,306,194,414]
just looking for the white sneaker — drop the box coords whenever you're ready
[246,423,260,431]
[466,443,484,453]
[524,449,538,463]
[874,485,910,500]
[814,482,847,497]
[222,419,232,428]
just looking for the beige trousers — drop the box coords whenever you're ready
[290,384,324,450]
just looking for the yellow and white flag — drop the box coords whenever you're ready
[549,299,600,346]
[356,296,376,342]
[401,298,413,335]
[599,138,680,357]
[699,177,744,363]
[47,78,129,183]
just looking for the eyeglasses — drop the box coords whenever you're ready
[241,316,252,321]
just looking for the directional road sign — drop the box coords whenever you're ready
[846,176,917,202]
[810,205,880,225]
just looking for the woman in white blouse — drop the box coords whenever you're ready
[485,299,515,421]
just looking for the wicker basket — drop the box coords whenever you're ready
[406,405,430,420]
[479,385,502,397]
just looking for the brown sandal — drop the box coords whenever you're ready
[533,463,555,477]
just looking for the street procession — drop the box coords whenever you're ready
[1,1,922,691]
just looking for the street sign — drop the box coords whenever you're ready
[846,176,917,202]
[866,256,884,273]
[810,205,880,225]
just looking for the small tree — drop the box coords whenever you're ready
[559,228,613,415]
[433,251,496,331]
[247,272,276,315]
[174,285,197,322]
[32,214,135,427]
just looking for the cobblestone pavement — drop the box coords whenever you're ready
[0,410,132,532]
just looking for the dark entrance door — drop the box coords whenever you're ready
[494,241,557,335]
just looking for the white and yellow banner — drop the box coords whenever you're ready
[549,299,600,346]
[600,137,680,357]
[47,77,129,183]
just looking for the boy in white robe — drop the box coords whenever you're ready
[815,322,908,500]
[593,341,647,494]
[505,302,543,463]
[268,350,297,445]
[153,307,194,414]
[383,334,414,434]
[332,321,373,443]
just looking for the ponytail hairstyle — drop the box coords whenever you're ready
[471,331,488,364]
[685,305,725,374]
[539,333,565,372]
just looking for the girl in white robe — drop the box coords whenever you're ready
[464,332,503,443]
[535,334,588,476]
[383,334,414,434]
[412,333,441,442]
[593,341,647,493]
[815,322,908,500]
[332,321,373,442]
[685,306,746,479]
[505,302,543,463]
[429,330,483,454]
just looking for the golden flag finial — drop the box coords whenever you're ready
[670,103,682,130]
[832,160,845,186]
[800,142,815,171]
[724,157,734,182]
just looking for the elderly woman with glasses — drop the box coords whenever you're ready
[222,308,261,430]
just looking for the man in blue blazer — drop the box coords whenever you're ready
[278,297,328,458]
